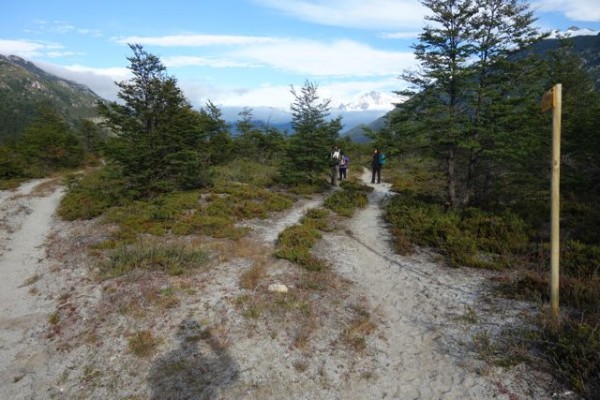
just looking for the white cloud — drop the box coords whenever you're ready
[37,62,130,101]
[253,0,429,29]
[0,39,63,58]
[186,77,407,109]
[116,34,282,47]
[379,31,422,40]
[232,39,416,77]
[534,0,600,22]
[162,55,256,69]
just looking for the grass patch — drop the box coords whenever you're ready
[535,317,600,397]
[239,263,266,290]
[128,330,162,358]
[341,302,376,352]
[99,241,209,278]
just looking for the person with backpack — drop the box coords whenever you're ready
[371,148,384,184]
[330,145,341,186]
[338,152,349,181]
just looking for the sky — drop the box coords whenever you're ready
[1,0,599,110]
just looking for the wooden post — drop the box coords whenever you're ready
[549,84,562,319]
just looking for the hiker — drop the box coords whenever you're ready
[371,148,382,184]
[338,152,349,180]
[330,145,341,186]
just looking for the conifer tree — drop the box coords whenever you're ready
[396,0,544,208]
[98,44,209,195]
[280,81,341,185]
[20,106,83,174]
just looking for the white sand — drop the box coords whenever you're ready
[0,179,65,397]
[0,174,574,399]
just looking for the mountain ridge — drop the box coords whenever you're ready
[0,54,102,139]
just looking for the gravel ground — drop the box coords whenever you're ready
[0,173,578,400]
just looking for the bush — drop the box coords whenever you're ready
[59,167,129,220]
[535,317,600,397]
[324,181,371,217]
[385,197,530,269]
[274,212,329,272]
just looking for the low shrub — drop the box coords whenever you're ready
[274,210,329,272]
[324,182,371,217]
[385,196,529,269]
[533,315,600,398]
[59,167,129,220]
[213,159,278,188]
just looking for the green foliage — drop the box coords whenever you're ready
[390,0,546,209]
[533,317,600,397]
[213,159,278,188]
[323,181,372,217]
[59,167,129,220]
[20,106,84,174]
[98,44,211,197]
[385,195,529,269]
[0,143,26,180]
[280,81,341,185]
[274,207,330,272]
[233,107,286,162]
[100,241,208,278]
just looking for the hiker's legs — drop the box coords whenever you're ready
[376,166,381,183]
[371,167,376,183]
[331,165,339,186]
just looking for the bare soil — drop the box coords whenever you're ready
[0,172,579,399]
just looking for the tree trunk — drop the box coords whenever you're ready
[447,145,458,209]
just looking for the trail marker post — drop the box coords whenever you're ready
[542,84,562,319]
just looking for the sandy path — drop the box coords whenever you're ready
[0,179,65,397]
[0,175,567,399]
[314,168,553,399]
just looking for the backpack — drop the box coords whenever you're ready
[378,153,386,165]
[339,156,347,167]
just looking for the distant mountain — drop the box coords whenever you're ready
[336,91,404,112]
[548,27,599,39]
[0,54,102,139]
[347,30,600,143]
[220,91,404,135]
[342,115,390,143]
[525,29,600,88]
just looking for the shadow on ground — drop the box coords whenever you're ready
[148,319,240,400]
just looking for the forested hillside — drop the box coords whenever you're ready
[0,54,101,140]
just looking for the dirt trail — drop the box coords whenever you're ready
[312,168,561,399]
[0,179,65,396]
[0,175,572,399]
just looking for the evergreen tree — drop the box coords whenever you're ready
[20,105,83,174]
[402,0,478,208]
[395,0,545,208]
[98,44,209,196]
[199,100,233,166]
[280,81,341,185]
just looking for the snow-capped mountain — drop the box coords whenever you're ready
[337,91,406,112]
[548,26,599,39]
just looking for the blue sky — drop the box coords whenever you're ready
[1,0,599,109]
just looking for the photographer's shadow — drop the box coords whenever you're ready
[149,319,239,400]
